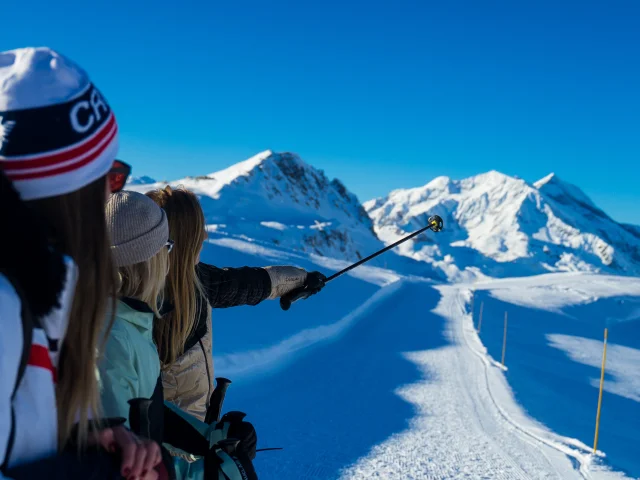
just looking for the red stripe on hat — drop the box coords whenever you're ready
[0,112,116,169]
[28,344,57,383]
[7,122,118,181]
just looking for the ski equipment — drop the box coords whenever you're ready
[280,215,444,310]
[205,377,232,424]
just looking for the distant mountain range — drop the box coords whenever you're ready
[128,151,639,281]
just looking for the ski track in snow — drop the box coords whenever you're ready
[340,285,628,480]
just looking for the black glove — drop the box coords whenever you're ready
[303,271,327,296]
[219,411,257,460]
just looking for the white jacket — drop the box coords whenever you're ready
[0,259,76,476]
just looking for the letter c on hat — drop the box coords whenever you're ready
[70,100,94,133]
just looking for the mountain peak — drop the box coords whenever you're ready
[126,175,157,186]
[128,150,383,262]
[424,175,452,190]
[473,170,523,185]
[534,172,557,188]
[533,172,598,211]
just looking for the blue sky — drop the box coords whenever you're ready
[2,0,639,223]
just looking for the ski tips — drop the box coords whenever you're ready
[428,215,444,232]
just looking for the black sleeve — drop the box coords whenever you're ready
[5,450,123,480]
[196,263,272,308]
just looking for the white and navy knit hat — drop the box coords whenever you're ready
[0,47,118,200]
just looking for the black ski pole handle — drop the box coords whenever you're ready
[280,286,312,311]
[128,398,153,439]
[205,377,232,424]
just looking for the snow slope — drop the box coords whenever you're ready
[364,171,640,281]
[468,274,640,478]
[198,234,639,479]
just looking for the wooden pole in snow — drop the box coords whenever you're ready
[593,328,609,453]
[501,311,508,367]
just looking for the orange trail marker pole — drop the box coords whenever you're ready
[501,311,508,367]
[593,328,609,454]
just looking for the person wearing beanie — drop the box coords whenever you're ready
[100,190,172,423]
[100,191,259,480]
[0,47,161,480]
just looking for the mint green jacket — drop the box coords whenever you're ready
[99,299,161,423]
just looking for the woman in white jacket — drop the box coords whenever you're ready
[0,48,161,480]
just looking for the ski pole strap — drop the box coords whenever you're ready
[216,449,251,480]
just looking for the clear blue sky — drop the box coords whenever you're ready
[3,0,639,223]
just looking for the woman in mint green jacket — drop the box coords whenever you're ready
[100,191,258,480]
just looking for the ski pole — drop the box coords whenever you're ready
[128,398,153,439]
[280,214,444,310]
[205,377,232,424]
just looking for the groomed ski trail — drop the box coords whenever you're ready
[340,284,626,480]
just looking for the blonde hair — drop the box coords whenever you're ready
[146,186,206,368]
[117,247,170,317]
[28,176,117,449]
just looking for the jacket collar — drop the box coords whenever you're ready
[115,297,175,331]
[121,296,154,313]
[115,297,156,331]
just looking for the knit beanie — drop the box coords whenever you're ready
[106,191,169,267]
[0,47,118,200]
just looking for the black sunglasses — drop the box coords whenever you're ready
[165,239,174,253]
[109,160,132,193]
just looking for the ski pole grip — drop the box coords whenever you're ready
[128,398,153,439]
[205,377,232,424]
[280,287,310,311]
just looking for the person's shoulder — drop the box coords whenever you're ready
[0,272,23,321]
[0,274,25,357]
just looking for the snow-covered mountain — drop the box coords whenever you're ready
[126,175,157,186]
[128,151,387,263]
[364,171,640,281]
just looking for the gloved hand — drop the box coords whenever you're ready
[218,411,257,460]
[265,266,326,299]
[303,271,327,297]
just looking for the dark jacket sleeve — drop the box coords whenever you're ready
[196,263,272,309]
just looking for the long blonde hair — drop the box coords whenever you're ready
[28,176,117,449]
[146,186,206,368]
[118,248,170,317]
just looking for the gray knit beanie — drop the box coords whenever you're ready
[106,191,169,267]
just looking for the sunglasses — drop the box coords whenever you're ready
[109,160,132,193]
[165,239,174,253]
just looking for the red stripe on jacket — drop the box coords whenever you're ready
[28,344,57,383]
